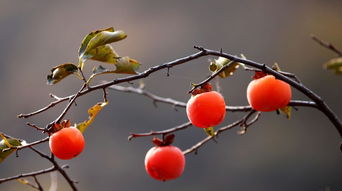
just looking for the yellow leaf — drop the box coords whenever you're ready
[78,27,115,58]
[324,57,342,75]
[87,44,119,64]
[203,127,215,137]
[47,63,78,85]
[16,178,29,185]
[209,57,241,78]
[76,102,108,133]
[279,106,292,119]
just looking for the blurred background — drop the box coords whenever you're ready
[0,0,341,190]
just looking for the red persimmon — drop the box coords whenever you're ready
[49,127,85,160]
[186,91,226,128]
[247,75,292,112]
[145,145,185,181]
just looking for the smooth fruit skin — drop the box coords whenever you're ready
[186,91,226,128]
[247,75,292,112]
[145,145,185,181]
[49,127,85,160]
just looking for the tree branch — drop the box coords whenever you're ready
[183,110,262,155]
[311,34,342,56]
[128,121,192,141]
[195,47,342,137]
[0,166,56,184]
[188,60,235,93]
[109,85,317,111]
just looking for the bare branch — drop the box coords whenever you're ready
[26,123,45,132]
[183,111,262,155]
[17,96,71,118]
[196,47,342,137]
[128,121,192,141]
[53,83,87,125]
[33,176,44,191]
[238,110,262,135]
[0,166,56,184]
[243,66,302,83]
[30,147,78,191]
[188,60,235,93]
[311,34,342,56]
[109,85,187,109]
[3,137,49,152]
[182,119,242,155]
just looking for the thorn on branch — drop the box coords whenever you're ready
[49,93,62,100]
[152,100,158,108]
[194,46,205,51]
[167,67,170,76]
[102,88,108,103]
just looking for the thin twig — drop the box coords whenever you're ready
[53,83,87,125]
[33,176,44,191]
[311,34,342,56]
[128,121,192,140]
[188,60,235,93]
[26,123,45,131]
[18,96,71,118]
[109,85,187,109]
[3,137,49,152]
[182,119,242,155]
[0,166,56,184]
[30,147,78,191]
[238,110,262,135]
[183,111,262,155]
[240,66,302,83]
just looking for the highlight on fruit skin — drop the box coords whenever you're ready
[247,75,292,112]
[144,145,185,181]
[49,127,85,160]
[186,91,226,128]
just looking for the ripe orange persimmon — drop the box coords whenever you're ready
[145,145,185,181]
[186,91,226,128]
[49,127,85,160]
[247,75,292,112]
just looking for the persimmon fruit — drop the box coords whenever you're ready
[49,127,85,160]
[186,91,226,128]
[247,75,292,112]
[145,145,185,181]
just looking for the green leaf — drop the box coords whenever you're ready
[279,106,292,119]
[88,44,119,63]
[0,135,23,163]
[78,27,115,58]
[209,57,241,78]
[47,63,78,85]
[203,127,215,137]
[324,57,342,75]
[76,101,108,133]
